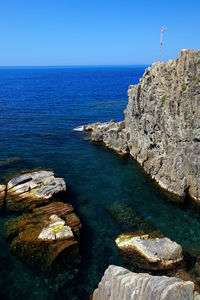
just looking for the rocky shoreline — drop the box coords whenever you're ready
[84,49,200,204]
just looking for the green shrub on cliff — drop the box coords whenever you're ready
[162,95,166,106]
[182,83,188,91]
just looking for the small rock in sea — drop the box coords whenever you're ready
[0,157,22,169]
[115,232,183,271]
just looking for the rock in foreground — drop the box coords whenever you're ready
[5,170,66,211]
[92,265,195,300]
[115,232,183,271]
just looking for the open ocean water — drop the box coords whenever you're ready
[1,66,200,299]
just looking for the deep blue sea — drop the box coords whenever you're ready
[1,66,200,299]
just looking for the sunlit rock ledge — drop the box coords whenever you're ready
[84,49,200,205]
[0,170,66,211]
[91,265,197,300]
[115,232,183,271]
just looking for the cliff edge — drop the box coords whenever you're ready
[84,49,200,203]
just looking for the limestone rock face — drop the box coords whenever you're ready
[115,233,183,270]
[5,201,82,271]
[92,265,194,300]
[84,50,200,203]
[6,170,66,211]
[84,120,129,154]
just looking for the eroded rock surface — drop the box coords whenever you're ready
[92,265,195,300]
[115,232,183,271]
[84,50,200,203]
[5,201,82,271]
[84,120,129,154]
[5,170,66,211]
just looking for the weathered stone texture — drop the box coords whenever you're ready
[92,265,195,300]
[6,170,66,211]
[85,50,200,203]
[5,201,82,270]
[115,233,183,271]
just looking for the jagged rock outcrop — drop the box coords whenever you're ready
[84,50,200,203]
[115,232,183,271]
[3,170,66,211]
[84,120,129,154]
[91,265,195,300]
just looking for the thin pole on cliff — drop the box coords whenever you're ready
[159,27,166,62]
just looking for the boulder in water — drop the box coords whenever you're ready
[115,232,183,271]
[6,170,66,211]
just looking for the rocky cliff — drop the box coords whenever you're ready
[84,49,200,203]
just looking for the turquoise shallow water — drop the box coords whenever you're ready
[1,66,200,299]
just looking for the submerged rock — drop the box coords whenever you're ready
[0,157,22,169]
[92,265,194,300]
[115,232,183,271]
[107,200,156,232]
[5,201,82,271]
[5,170,66,211]
[84,50,200,203]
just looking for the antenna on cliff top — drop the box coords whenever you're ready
[159,26,167,62]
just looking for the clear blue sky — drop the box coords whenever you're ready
[0,0,199,66]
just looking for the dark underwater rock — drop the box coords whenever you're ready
[0,157,22,169]
[107,200,136,227]
[107,200,156,232]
